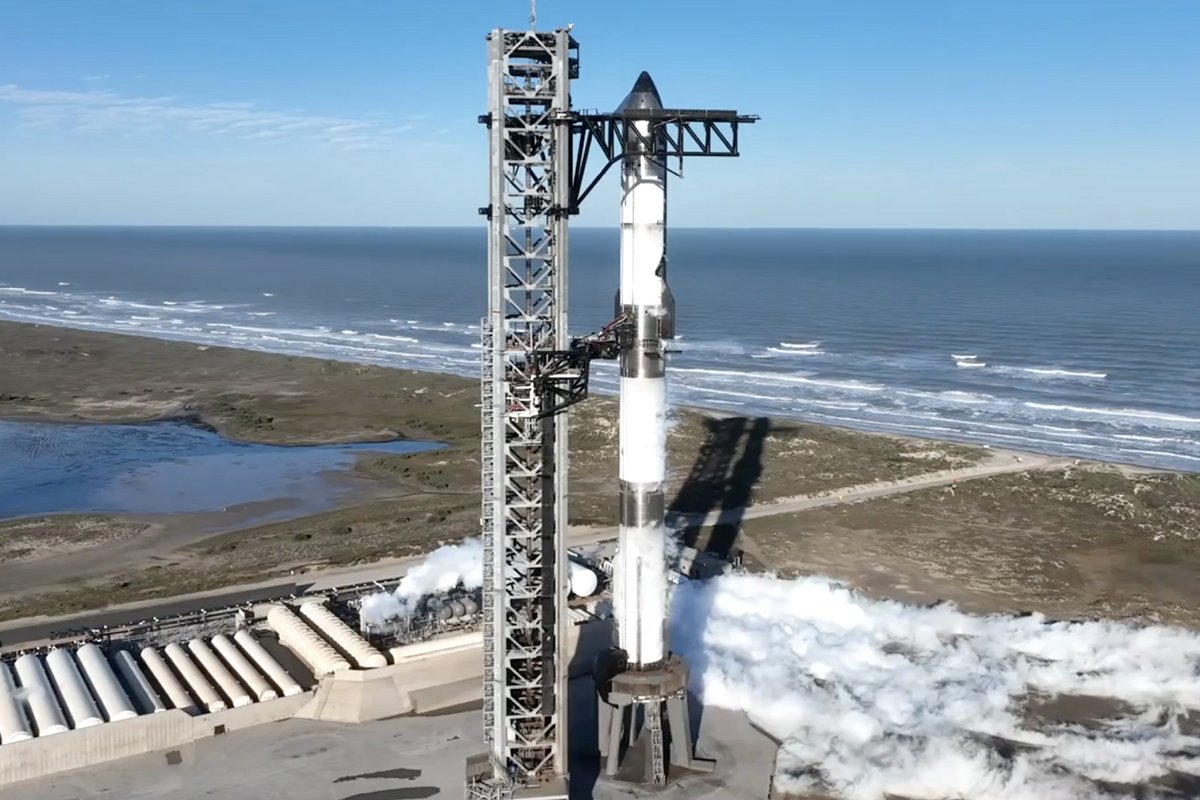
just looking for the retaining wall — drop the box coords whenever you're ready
[0,693,311,788]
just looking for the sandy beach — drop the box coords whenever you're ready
[1,319,1198,626]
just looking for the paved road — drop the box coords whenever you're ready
[0,529,619,650]
[0,456,1061,649]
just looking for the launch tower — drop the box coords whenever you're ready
[469,24,755,800]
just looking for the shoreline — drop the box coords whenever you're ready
[2,319,1198,629]
[2,317,1194,474]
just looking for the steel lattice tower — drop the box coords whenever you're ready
[468,27,577,800]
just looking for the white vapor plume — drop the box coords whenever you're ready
[358,539,482,629]
[671,573,1200,799]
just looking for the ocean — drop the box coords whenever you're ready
[1,226,1197,471]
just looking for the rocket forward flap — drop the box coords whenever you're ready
[661,283,675,340]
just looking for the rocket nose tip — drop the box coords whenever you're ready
[617,71,663,112]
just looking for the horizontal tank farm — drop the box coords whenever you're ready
[0,547,610,748]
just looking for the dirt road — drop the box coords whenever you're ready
[673,450,1068,529]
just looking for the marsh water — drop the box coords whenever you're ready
[0,418,441,520]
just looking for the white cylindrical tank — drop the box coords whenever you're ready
[187,639,251,708]
[0,661,34,744]
[45,648,103,729]
[112,650,166,714]
[210,635,276,702]
[233,630,303,697]
[569,562,600,598]
[140,647,197,714]
[75,644,138,722]
[298,602,387,669]
[12,654,67,736]
[388,631,483,664]
[164,643,225,713]
[266,605,351,675]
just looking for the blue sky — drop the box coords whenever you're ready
[1,0,1197,228]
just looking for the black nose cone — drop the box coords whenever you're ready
[616,71,663,113]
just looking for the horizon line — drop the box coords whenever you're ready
[1,224,1198,233]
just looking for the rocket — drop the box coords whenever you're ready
[612,72,675,669]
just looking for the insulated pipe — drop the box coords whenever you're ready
[75,644,138,722]
[13,654,68,736]
[0,661,33,744]
[266,604,351,675]
[164,643,225,713]
[187,639,252,708]
[233,630,303,697]
[211,634,277,702]
[388,631,483,664]
[112,650,166,715]
[614,71,671,668]
[44,647,103,728]
[298,602,388,669]
[139,647,198,714]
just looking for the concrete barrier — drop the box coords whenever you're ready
[0,693,311,788]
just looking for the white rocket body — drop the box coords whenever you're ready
[612,72,671,668]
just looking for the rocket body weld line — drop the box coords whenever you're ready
[614,76,670,670]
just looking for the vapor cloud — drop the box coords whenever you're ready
[671,573,1200,799]
[359,539,483,628]
[0,83,407,150]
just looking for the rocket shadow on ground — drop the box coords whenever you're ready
[671,416,770,784]
[668,415,770,561]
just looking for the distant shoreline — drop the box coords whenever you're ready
[0,317,1180,475]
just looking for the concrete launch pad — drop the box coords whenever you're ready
[5,678,778,800]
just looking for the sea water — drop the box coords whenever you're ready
[0,226,1196,470]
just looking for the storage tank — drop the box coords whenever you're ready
[298,602,388,669]
[430,600,453,621]
[164,643,225,713]
[45,648,103,729]
[388,631,483,664]
[188,639,251,708]
[0,661,33,744]
[233,630,303,697]
[12,654,67,736]
[569,561,599,598]
[112,650,166,714]
[75,644,138,722]
[266,605,350,675]
[459,596,479,616]
[139,647,197,714]
[210,635,277,702]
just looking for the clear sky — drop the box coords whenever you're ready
[1,0,1197,228]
